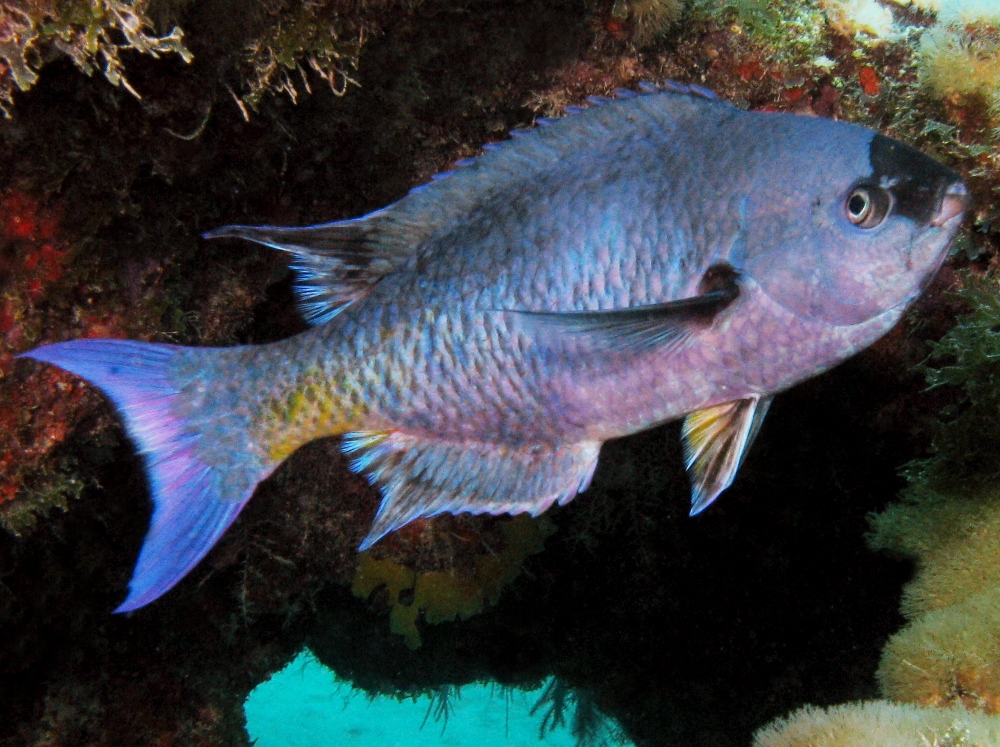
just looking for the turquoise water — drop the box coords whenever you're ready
[245,650,632,747]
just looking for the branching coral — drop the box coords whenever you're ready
[0,5,38,92]
[753,701,1000,747]
[0,1,192,115]
[352,515,554,649]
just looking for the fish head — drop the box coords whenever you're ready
[734,115,968,327]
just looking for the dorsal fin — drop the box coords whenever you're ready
[203,212,420,325]
[205,82,728,325]
[382,81,731,251]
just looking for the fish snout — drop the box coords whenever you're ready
[931,181,970,228]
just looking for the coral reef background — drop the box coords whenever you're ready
[0,0,997,745]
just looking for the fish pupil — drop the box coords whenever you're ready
[848,191,871,221]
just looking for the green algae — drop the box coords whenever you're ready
[532,677,630,747]
[0,0,418,117]
[240,1,366,110]
[0,455,91,536]
[693,0,826,56]
[0,0,192,115]
[903,274,1000,493]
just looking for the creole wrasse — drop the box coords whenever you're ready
[21,83,968,612]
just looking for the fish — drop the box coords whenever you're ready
[19,83,968,612]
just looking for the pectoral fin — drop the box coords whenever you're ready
[682,395,771,515]
[512,269,738,355]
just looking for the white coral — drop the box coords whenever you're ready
[754,701,1000,747]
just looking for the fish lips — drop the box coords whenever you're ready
[930,180,970,229]
[877,178,970,319]
[919,178,970,279]
[907,179,970,300]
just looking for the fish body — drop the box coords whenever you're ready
[21,84,967,612]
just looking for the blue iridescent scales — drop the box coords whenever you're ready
[20,82,967,611]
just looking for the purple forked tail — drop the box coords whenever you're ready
[19,340,262,612]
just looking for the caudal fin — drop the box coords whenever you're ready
[20,340,266,612]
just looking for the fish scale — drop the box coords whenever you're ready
[20,83,967,611]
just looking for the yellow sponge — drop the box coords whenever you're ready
[869,485,1000,619]
[878,586,1000,712]
[352,515,554,649]
[870,483,1000,711]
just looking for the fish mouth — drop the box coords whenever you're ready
[930,180,970,228]
[906,180,970,304]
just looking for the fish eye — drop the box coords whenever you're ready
[845,185,891,228]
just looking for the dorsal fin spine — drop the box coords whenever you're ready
[689,84,718,100]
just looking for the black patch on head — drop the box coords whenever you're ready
[869,134,961,224]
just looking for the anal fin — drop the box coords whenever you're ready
[342,431,601,550]
[682,395,771,515]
